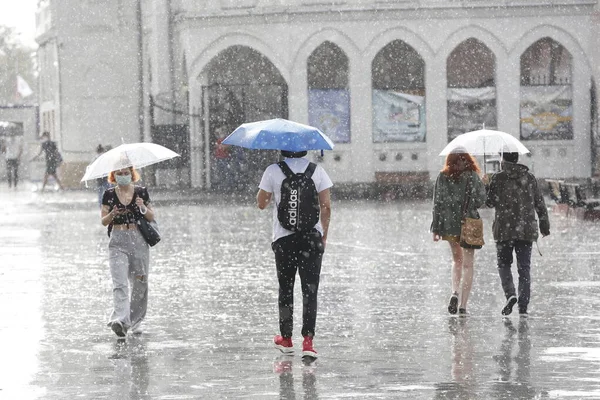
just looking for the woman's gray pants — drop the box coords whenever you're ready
[108,229,149,330]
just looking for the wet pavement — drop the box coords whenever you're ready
[2,184,600,399]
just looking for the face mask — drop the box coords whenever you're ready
[115,174,132,186]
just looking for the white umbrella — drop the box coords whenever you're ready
[439,129,530,156]
[81,142,180,182]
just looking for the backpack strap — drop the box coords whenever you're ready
[277,161,294,179]
[304,163,317,179]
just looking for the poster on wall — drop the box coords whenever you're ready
[447,87,496,141]
[520,85,573,140]
[372,89,425,143]
[308,89,351,143]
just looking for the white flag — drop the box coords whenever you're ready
[17,75,33,97]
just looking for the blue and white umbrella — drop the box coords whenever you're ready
[223,118,334,152]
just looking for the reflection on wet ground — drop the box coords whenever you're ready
[2,189,600,399]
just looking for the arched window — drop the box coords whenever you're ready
[520,38,573,140]
[446,38,496,140]
[307,42,350,143]
[371,40,426,143]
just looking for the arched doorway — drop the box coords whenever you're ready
[201,46,288,191]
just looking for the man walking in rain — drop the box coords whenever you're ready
[486,152,550,317]
[257,150,332,359]
[2,133,23,189]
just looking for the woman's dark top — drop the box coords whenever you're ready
[41,140,62,174]
[102,186,151,226]
[41,140,61,165]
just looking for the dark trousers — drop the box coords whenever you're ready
[272,230,324,338]
[6,159,19,187]
[496,240,533,311]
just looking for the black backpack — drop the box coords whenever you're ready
[277,161,320,232]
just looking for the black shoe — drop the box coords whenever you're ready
[111,321,127,337]
[519,309,528,318]
[501,296,517,316]
[448,294,459,315]
[458,308,467,317]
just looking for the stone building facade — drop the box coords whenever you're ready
[36,0,600,188]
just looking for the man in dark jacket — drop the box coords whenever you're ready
[486,152,550,317]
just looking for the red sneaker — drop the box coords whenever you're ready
[302,336,318,359]
[274,335,294,354]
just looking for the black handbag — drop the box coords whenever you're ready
[137,217,161,246]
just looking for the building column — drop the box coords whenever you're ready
[573,58,592,177]
[496,54,520,140]
[288,67,306,123]
[350,60,374,183]
[149,0,175,126]
[188,78,205,189]
[425,57,447,179]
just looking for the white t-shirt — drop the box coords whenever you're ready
[4,136,23,160]
[259,157,333,242]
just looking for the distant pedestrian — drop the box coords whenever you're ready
[231,145,248,189]
[101,166,155,337]
[31,132,64,191]
[214,128,232,191]
[95,145,111,206]
[485,152,550,317]
[257,150,332,359]
[2,134,23,188]
[431,150,486,317]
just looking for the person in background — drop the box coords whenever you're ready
[95,145,112,206]
[31,132,64,191]
[257,150,332,359]
[431,150,486,317]
[2,133,23,189]
[486,152,550,317]
[214,128,232,191]
[100,166,154,337]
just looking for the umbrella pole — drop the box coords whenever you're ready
[483,137,487,175]
[484,153,487,175]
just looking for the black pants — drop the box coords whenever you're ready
[496,240,532,312]
[6,159,19,187]
[272,230,324,338]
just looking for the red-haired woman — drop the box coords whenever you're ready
[100,166,155,337]
[431,150,486,316]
